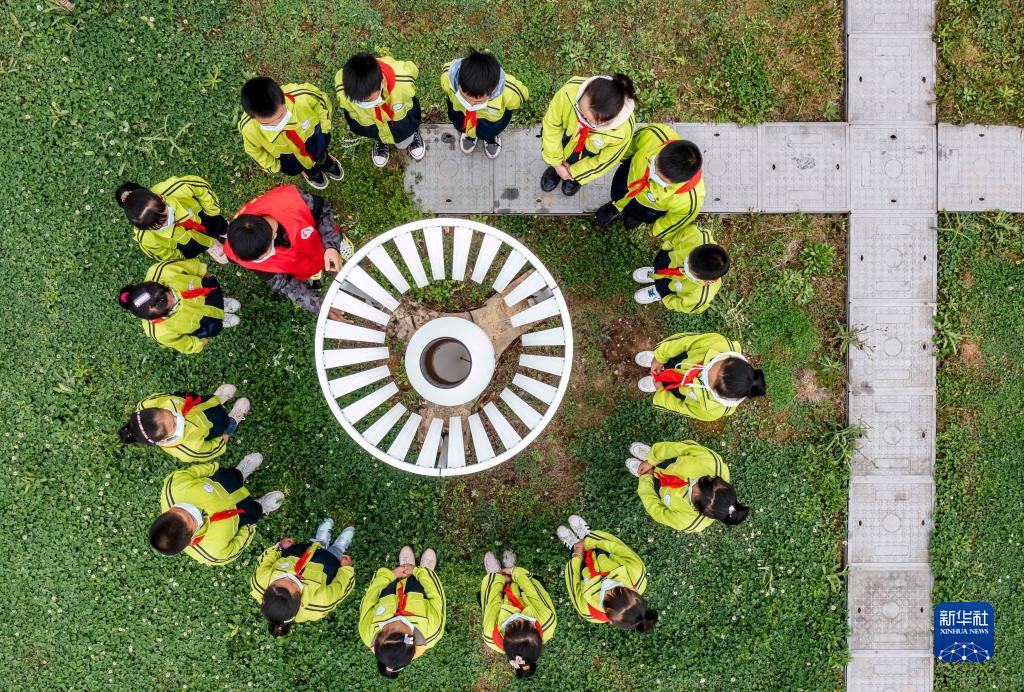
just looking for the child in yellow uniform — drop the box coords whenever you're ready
[250,518,357,637]
[634,332,766,421]
[632,223,729,312]
[335,53,424,168]
[119,385,249,464]
[624,441,749,532]
[115,176,227,263]
[479,550,557,678]
[117,257,240,354]
[557,515,658,632]
[359,545,445,678]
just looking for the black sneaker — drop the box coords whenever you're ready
[408,131,426,161]
[302,169,328,190]
[540,166,559,192]
[322,154,344,181]
[595,202,622,228]
[459,133,477,154]
[561,179,581,196]
[371,142,390,168]
[483,137,501,159]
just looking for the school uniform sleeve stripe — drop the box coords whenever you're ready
[640,125,670,144]
[175,443,225,459]
[693,284,710,311]
[504,82,526,101]
[420,569,446,644]
[250,574,265,596]
[563,560,587,615]
[574,140,630,182]
[288,89,328,108]
[162,477,176,507]
[148,260,177,283]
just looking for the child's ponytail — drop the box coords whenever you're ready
[694,476,751,527]
[114,182,142,208]
[584,73,636,122]
[749,369,767,397]
[610,72,636,101]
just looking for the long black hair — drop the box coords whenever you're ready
[503,618,543,678]
[717,358,767,399]
[119,186,167,229]
[583,73,635,122]
[374,629,415,678]
[261,584,301,638]
[693,476,750,526]
[604,587,658,633]
[118,407,166,445]
[117,282,173,320]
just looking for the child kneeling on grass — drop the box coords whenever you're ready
[119,385,249,464]
[359,545,445,678]
[441,49,529,159]
[250,518,357,637]
[635,332,765,421]
[625,441,749,532]
[480,549,557,679]
[118,257,240,354]
[632,223,729,312]
[151,455,284,566]
[557,515,658,633]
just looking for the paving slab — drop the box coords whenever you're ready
[404,125,494,213]
[848,214,936,302]
[759,123,850,212]
[849,479,934,564]
[848,303,935,392]
[850,126,937,211]
[848,567,933,650]
[849,392,936,477]
[671,123,759,212]
[846,0,934,34]
[847,35,935,123]
[938,124,1024,212]
[847,653,934,692]
[494,125,584,214]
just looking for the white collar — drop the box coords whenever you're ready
[700,351,748,407]
[157,204,175,230]
[271,572,304,590]
[174,503,204,533]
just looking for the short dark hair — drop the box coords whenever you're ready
[119,408,168,445]
[604,586,658,633]
[503,618,542,678]
[688,244,730,280]
[241,77,285,118]
[262,585,301,637]
[583,73,635,123]
[342,53,383,101]
[694,476,750,526]
[717,358,767,399]
[457,50,501,98]
[227,215,274,261]
[118,282,173,319]
[149,512,192,555]
[374,630,414,678]
[657,140,702,183]
[121,187,167,229]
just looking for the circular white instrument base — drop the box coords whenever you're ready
[404,316,495,407]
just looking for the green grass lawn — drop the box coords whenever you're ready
[1,2,852,689]
[935,0,1024,125]
[932,213,1024,690]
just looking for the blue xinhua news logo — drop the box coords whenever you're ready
[934,602,994,663]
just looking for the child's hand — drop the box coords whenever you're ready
[201,338,210,345]
[327,308,350,323]
[650,359,664,375]
[278,538,295,549]
[555,163,574,180]
[572,540,585,557]
[341,556,353,567]
[393,565,414,578]
[638,462,654,475]
[323,248,342,272]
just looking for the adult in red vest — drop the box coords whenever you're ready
[225,185,354,313]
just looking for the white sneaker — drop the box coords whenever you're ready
[459,133,477,154]
[223,297,241,313]
[235,452,263,481]
[632,267,655,284]
[630,443,652,460]
[313,517,334,545]
[207,241,229,265]
[257,491,285,514]
[228,397,251,423]
[634,286,661,305]
[483,551,501,574]
[213,384,236,402]
[501,550,517,569]
[638,375,657,393]
[408,131,426,161]
[419,547,437,570]
[568,515,591,540]
[332,526,355,555]
[222,313,241,328]
[556,525,577,549]
[483,136,502,160]
[399,545,415,566]
[371,142,390,168]
[625,457,643,477]
[635,351,655,368]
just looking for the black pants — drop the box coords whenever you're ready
[446,102,513,143]
[343,98,422,145]
[195,276,224,339]
[211,468,264,527]
[279,127,332,176]
[653,249,674,298]
[380,574,425,597]
[282,542,342,582]
[610,159,666,229]
[203,403,231,439]
[177,212,227,258]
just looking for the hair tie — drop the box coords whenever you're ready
[403,634,414,645]
[133,411,156,444]
[728,505,736,514]
[132,291,152,308]
[120,291,130,302]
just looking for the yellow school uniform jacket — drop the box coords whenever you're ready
[136,392,228,464]
[564,530,648,624]
[637,440,731,532]
[656,224,722,314]
[334,57,419,145]
[541,77,636,184]
[141,258,224,354]
[238,83,333,173]
[159,462,255,566]
[651,332,745,421]
[480,567,557,653]
[358,567,446,656]
[613,124,706,241]
[136,176,219,261]
[440,61,529,139]
[249,543,356,623]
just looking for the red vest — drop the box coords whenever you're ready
[226,185,324,281]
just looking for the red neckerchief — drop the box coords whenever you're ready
[490,585,545,650]
[654,471,689,488]
[176,219,207,233]
[394,581,415,617]
[180,394,202,416]
[373,59,397,122]
[572,117,591,156]
[464,109,478,131]
[582,550,611,621]
[653,362,704,391]
[625,141,703,199]
[292,544,316,577]
[189,508,244,545]
[179,287,215,300]
[281,93,311,158]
